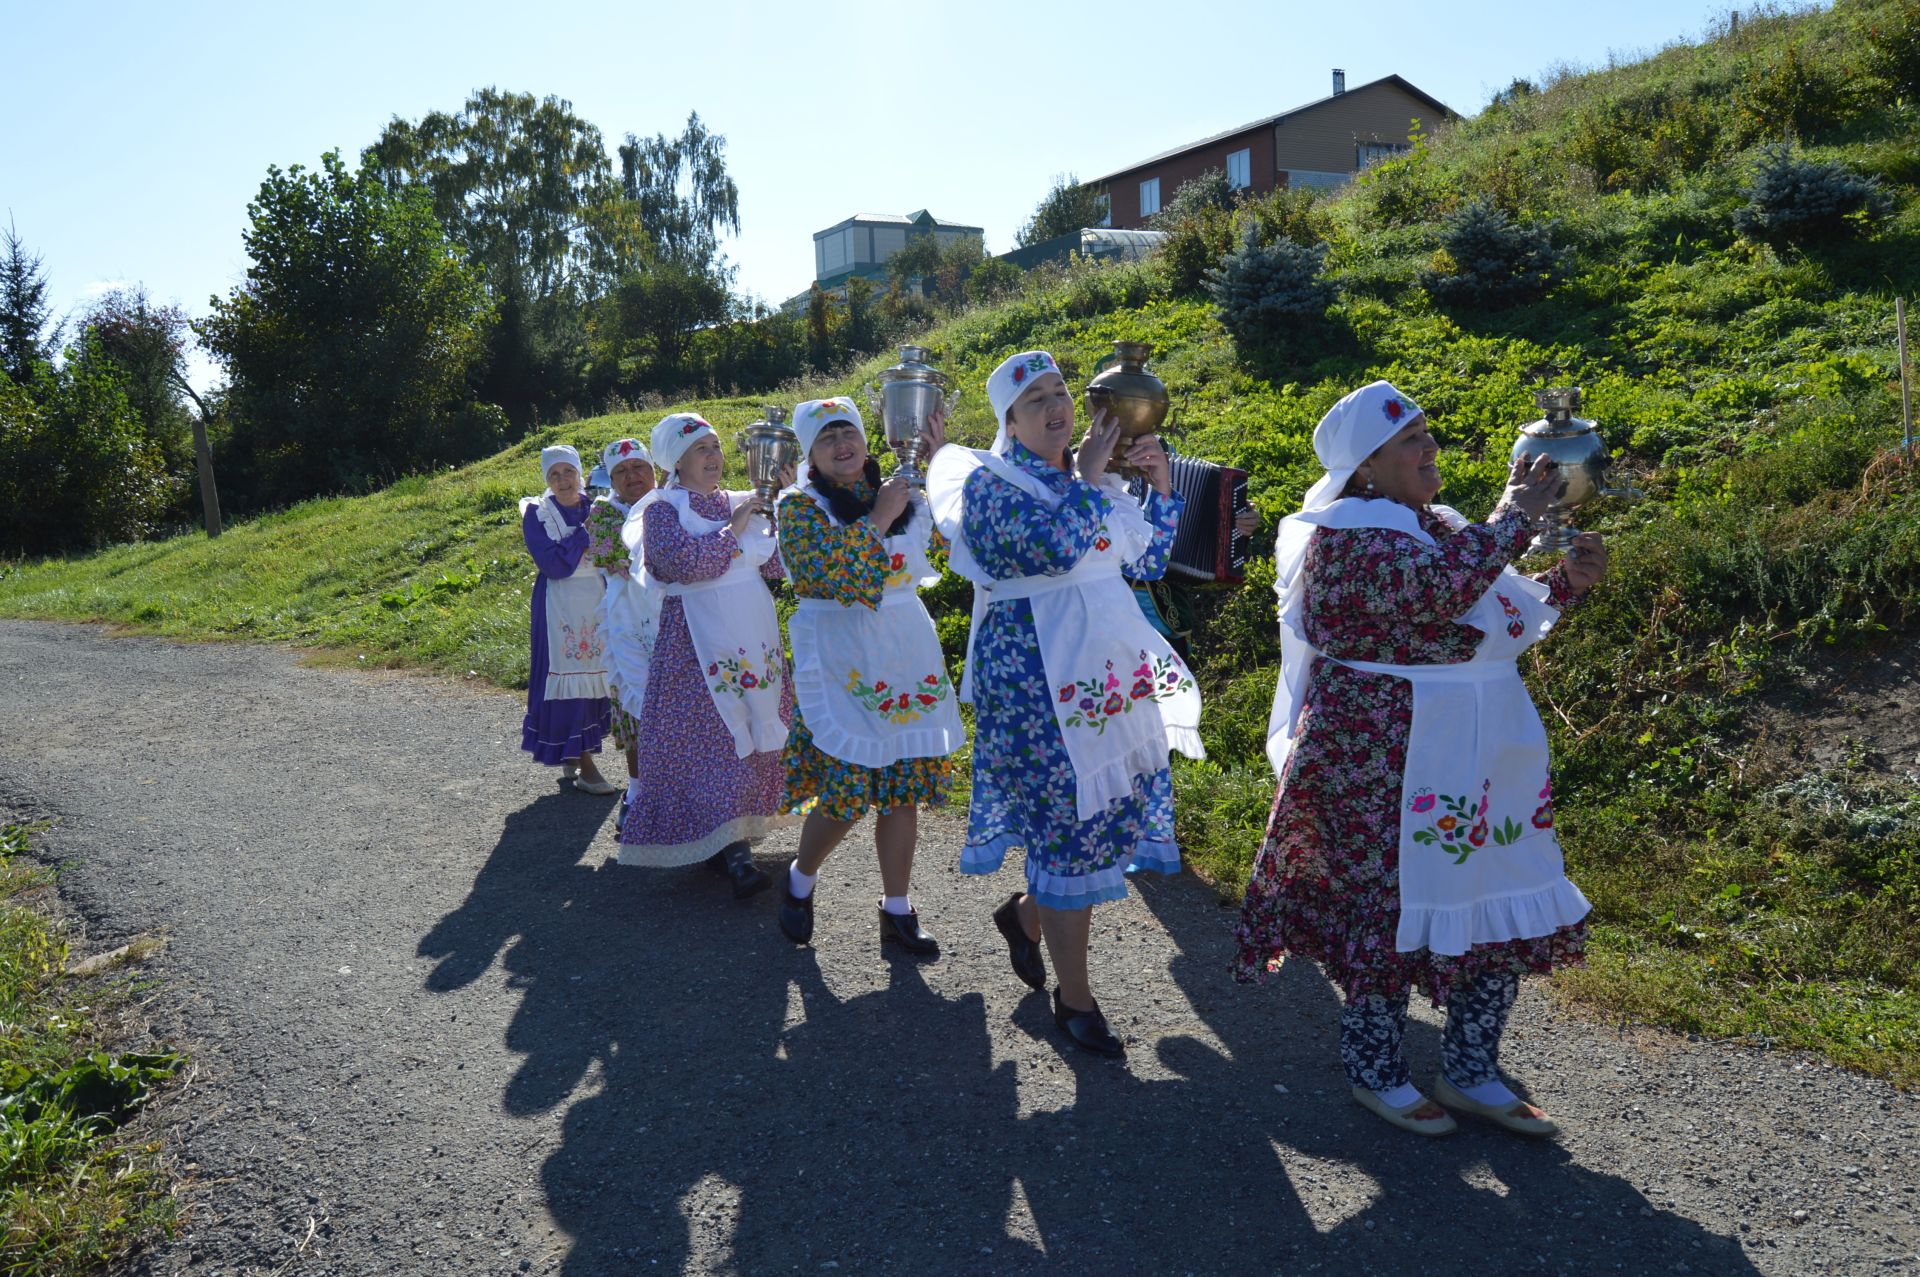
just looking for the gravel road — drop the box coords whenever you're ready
[1,619,1914,1277]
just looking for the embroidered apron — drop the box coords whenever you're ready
[927,447,1205,822]
[622,487,789,760]
[522,494,608,701]
[785,489,962,769]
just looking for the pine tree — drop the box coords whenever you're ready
[1421,198,1565,310]
[1205,223,1335,353]
[0,218,56,384]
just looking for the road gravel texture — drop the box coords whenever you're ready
[0,620,1914,1277]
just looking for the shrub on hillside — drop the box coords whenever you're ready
[1861,0,1920,101]
[1735,41,1862,142]
[1731,145,1894,247]
[1419,197,1566,309]
[1205,223,1335,355]
[1153,170,1240,295]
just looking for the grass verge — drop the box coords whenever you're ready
[0,822,183,1276]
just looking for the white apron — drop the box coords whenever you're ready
[593,497,656,720]
[786,488,962,769]
[521,494,607,701]
[927,446,1204,821]
[621,487,788,760]
[1263,501,1590,956]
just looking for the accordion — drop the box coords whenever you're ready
[1165,456,1251,585]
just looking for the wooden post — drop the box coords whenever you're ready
[1899,297,1913,458]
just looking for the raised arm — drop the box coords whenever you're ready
[523,505,590,579]
[1309,507,1534,626]
[642,500,740,585]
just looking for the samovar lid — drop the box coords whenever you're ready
[1521,386,1596,438]
[880,345,949,386]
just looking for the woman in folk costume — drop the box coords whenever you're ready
[1234,379,1609,1137]
[614,412,798,897]
[519,444,618,794]
[926,350,1204,1057]
[774,396,963,956]
[585,437,658,826]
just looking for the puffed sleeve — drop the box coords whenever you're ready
[524,505,589,579]
[777,493,888,608]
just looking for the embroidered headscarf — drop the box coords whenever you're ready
[985,350,1062,456]
[792,397,862,489]
[1301,379,1424,512]
[650,413,716,483]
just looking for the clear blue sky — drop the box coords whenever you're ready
[2,0,1768,390]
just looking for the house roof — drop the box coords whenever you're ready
[812,208,985,238]
[1089,74,1455,183]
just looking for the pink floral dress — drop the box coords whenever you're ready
[1233,504,1587,1004]
[616,489,796,863]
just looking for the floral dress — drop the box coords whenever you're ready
[960,443,1185,911]
[616,489,795,862]
[1233,505,1587,1005]
[585,497,638,750]
[778,481,952,822]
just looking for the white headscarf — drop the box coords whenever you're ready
[650,413,716,484]
[1266,379,1448,777]
[540,444,582,488]
[985,350,1063,456]
[792,397,862,489]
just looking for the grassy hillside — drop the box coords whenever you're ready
[5,1,1919,1080]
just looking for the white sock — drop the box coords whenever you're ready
[1452,1076,1520,1107]
[1373,1082,1424,1110]
[881,894,913,916]
[625,778,641,803]
[788,863,818,899]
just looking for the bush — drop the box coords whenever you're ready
[1204,223,1335,355]
[1731,145,1895,247]
[1152,171,1240,296]
[1861,0,1920,101]
[1420,197,1566,309]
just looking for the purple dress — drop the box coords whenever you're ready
[616,489,797,865]
[520,498,612,765]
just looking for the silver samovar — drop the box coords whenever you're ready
[1509,386,1642,553]
[736,405,800,503]
[867,345,956,488]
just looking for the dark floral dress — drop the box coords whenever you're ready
[777,480,952,822]
[1233,504,1587,1005]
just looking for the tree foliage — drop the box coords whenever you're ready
[1420,196,1566,309]
[198,152,498,510]
[1017,174,1109,246]
[1,219,58,384]
[618,112,742,268]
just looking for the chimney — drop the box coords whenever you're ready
[1332,68,1346,95]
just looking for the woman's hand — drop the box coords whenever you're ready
[1498,453,1562,522]
[868,475,912,533]
[729,495,770,537]
[1128,434,1172,496]
[1233,506,1260,538]
[1075,408,1123,485]
[1561,531,1608,594]
[778,461,798,490]
[922,405,949,458]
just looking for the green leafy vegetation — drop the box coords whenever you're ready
[3,0,1919,1083]
[0,823,183,1274]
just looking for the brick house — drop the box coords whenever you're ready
[1093,71,1456,229]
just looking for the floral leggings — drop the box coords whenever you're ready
[1339,972,1519,1092]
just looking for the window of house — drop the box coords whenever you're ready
[1356,141,1409,170]
[1226,148,1251,190]
[1139,177,1161,218]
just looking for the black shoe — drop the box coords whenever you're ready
[718,842,770,900]
[1052,989,1124,1058]
[992,894,1047,991]
[778,861,814,944]
[615,795,629,830]
[879,905,939,957]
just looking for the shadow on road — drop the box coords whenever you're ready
[419,800,1759,1276]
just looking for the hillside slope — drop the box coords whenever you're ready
[4,0,1919,1081]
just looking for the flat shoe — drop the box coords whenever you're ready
[1052,989,1124,1058]
[1431,1074,1559,1138]
[991,894,1047,991]
[1349,1086,1457,1137]
[777,862,814,945]
[879,906,939,957]
[573,775,620,795]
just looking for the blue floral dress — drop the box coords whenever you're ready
[959,442,1185,911]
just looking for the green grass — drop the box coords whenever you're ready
[0,823,183,1275]
[4,0,1920,1085]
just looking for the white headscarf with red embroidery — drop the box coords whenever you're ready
[985,350,1062,456]
[650,413,716,484]
[791,397,862,489]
